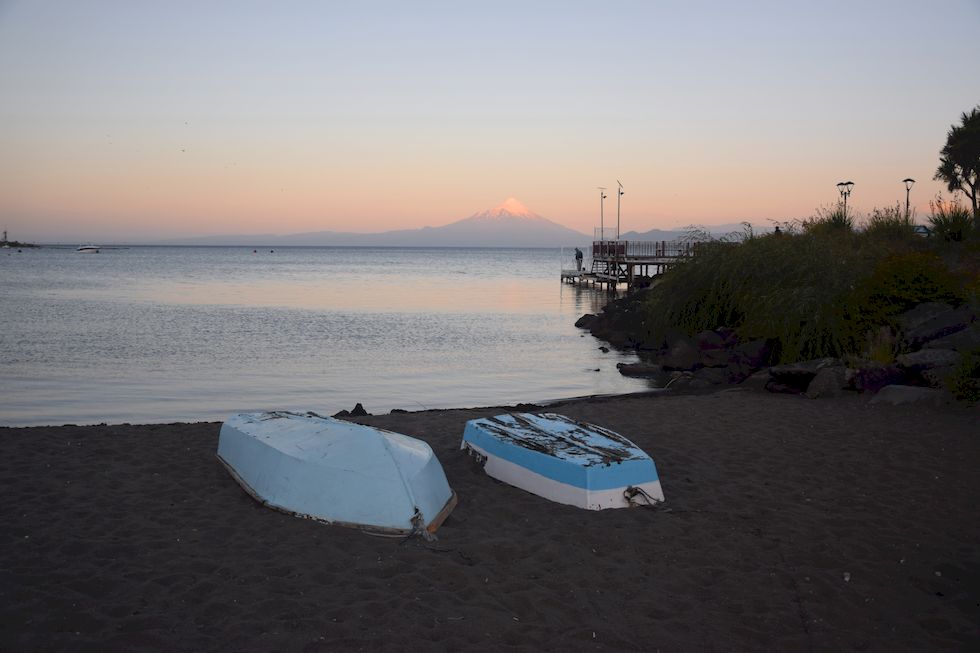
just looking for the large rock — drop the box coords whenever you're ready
[869,385,949,406]
[700,348,734,368]
[692,367,730,386]
[806,366,848,399]
[732,338,774,368]
[661,338,701,371]
[740,369,772,391]
[769,358,843,391]
[694,328,737,351]
[896,349,962,372]
[898,303,976,348]
[850,363,907,393]
[616,362,667,379]
[924,323,980,352]
[921,366,957,389]
[575,313,599,329]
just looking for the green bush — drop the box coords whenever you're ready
[856,251,963,321]
[804,205,855,235]
[637,226,970,364]
[864,203,915,240]
[946,348,980,404]
[928,197,975,242]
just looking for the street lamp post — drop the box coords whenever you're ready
[598,187,607,241]
[902,178,915,219]
[836,181,854,218]
[616,180,624,239]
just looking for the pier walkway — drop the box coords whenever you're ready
[561,239,704,289]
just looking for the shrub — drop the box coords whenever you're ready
[854,251,964,321]
[864,203,915,240]
[804,205,855,236]
[928,197,975,242]
[946,348,980,404]
[636,225,970,364]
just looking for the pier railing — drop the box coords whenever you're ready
[592,239,703,259]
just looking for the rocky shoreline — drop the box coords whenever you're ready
[578,294,979,406]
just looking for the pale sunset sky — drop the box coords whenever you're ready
[1,1,978,242]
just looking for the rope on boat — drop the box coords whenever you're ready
[399,508,437,544]
[623,485,664,509]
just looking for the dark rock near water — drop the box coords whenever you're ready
[350,403,369,417]
[806,366,847,399]
[897,349,962,372]
[741,369,772,391]
[921,366,956,389]
[585,291,974,403]
[923,323,980,352]
[769,358,843,392]
[662,338,701,371]
[869,385,949,406]
[616,362,667,379]
[732,339,774,368]
[899,303,976,348]
[851,363,907,394]
[332,409,351,418]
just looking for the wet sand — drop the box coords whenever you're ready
[1,389,978,651]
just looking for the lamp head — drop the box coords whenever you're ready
[903,178,915,190]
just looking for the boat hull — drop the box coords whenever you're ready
[218,411,457,534]
[461,413,663,510]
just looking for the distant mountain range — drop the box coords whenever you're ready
[151,200,773,248]
[154,198,590,248]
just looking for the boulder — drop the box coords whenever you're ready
[692,367,730,386]
[661,338,701,371]
[616,362,667,379]
[896,349,962,372]
[769,358,843,391]
[700,347,734,368]
[923,323,980,352]
[805,366,847,399]
[898,303,976,348]
[575,313,599,329]
[869,385,949,406]
[694,329,726,350]
[740,369,772,391]
[732,338,773,368]
[850,362,907,393]
[921,366,956,389]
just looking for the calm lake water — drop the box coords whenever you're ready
[0,246,652,426]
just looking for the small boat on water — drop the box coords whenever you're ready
[461,412,664,510]
[218,411,457,536]
[76,245,100,253]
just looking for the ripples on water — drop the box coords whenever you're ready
[0,246,652,426]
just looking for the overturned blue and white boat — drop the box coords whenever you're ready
[461,412,663,510]
[218,411,457,536]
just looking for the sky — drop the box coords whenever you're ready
[1,0,979,243]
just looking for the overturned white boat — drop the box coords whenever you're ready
[218,411,457,536]
[461,412,663,510]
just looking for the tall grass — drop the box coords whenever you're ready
[637,226,970,363]
[803,205,854,235]
[863,203,915,240]
[928,196,975,242]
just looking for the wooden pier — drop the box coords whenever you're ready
[562,239,703,289]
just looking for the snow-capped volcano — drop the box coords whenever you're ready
[465,198,545,221]
[153,197,590,247]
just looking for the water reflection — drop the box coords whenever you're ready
[0,247,653,426]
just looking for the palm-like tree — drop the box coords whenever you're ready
[935,106,980,223]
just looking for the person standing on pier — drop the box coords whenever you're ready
[574,247,583,271]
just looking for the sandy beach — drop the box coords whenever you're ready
[1,389,978,651]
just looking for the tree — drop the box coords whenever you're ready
[935,106,980,223]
